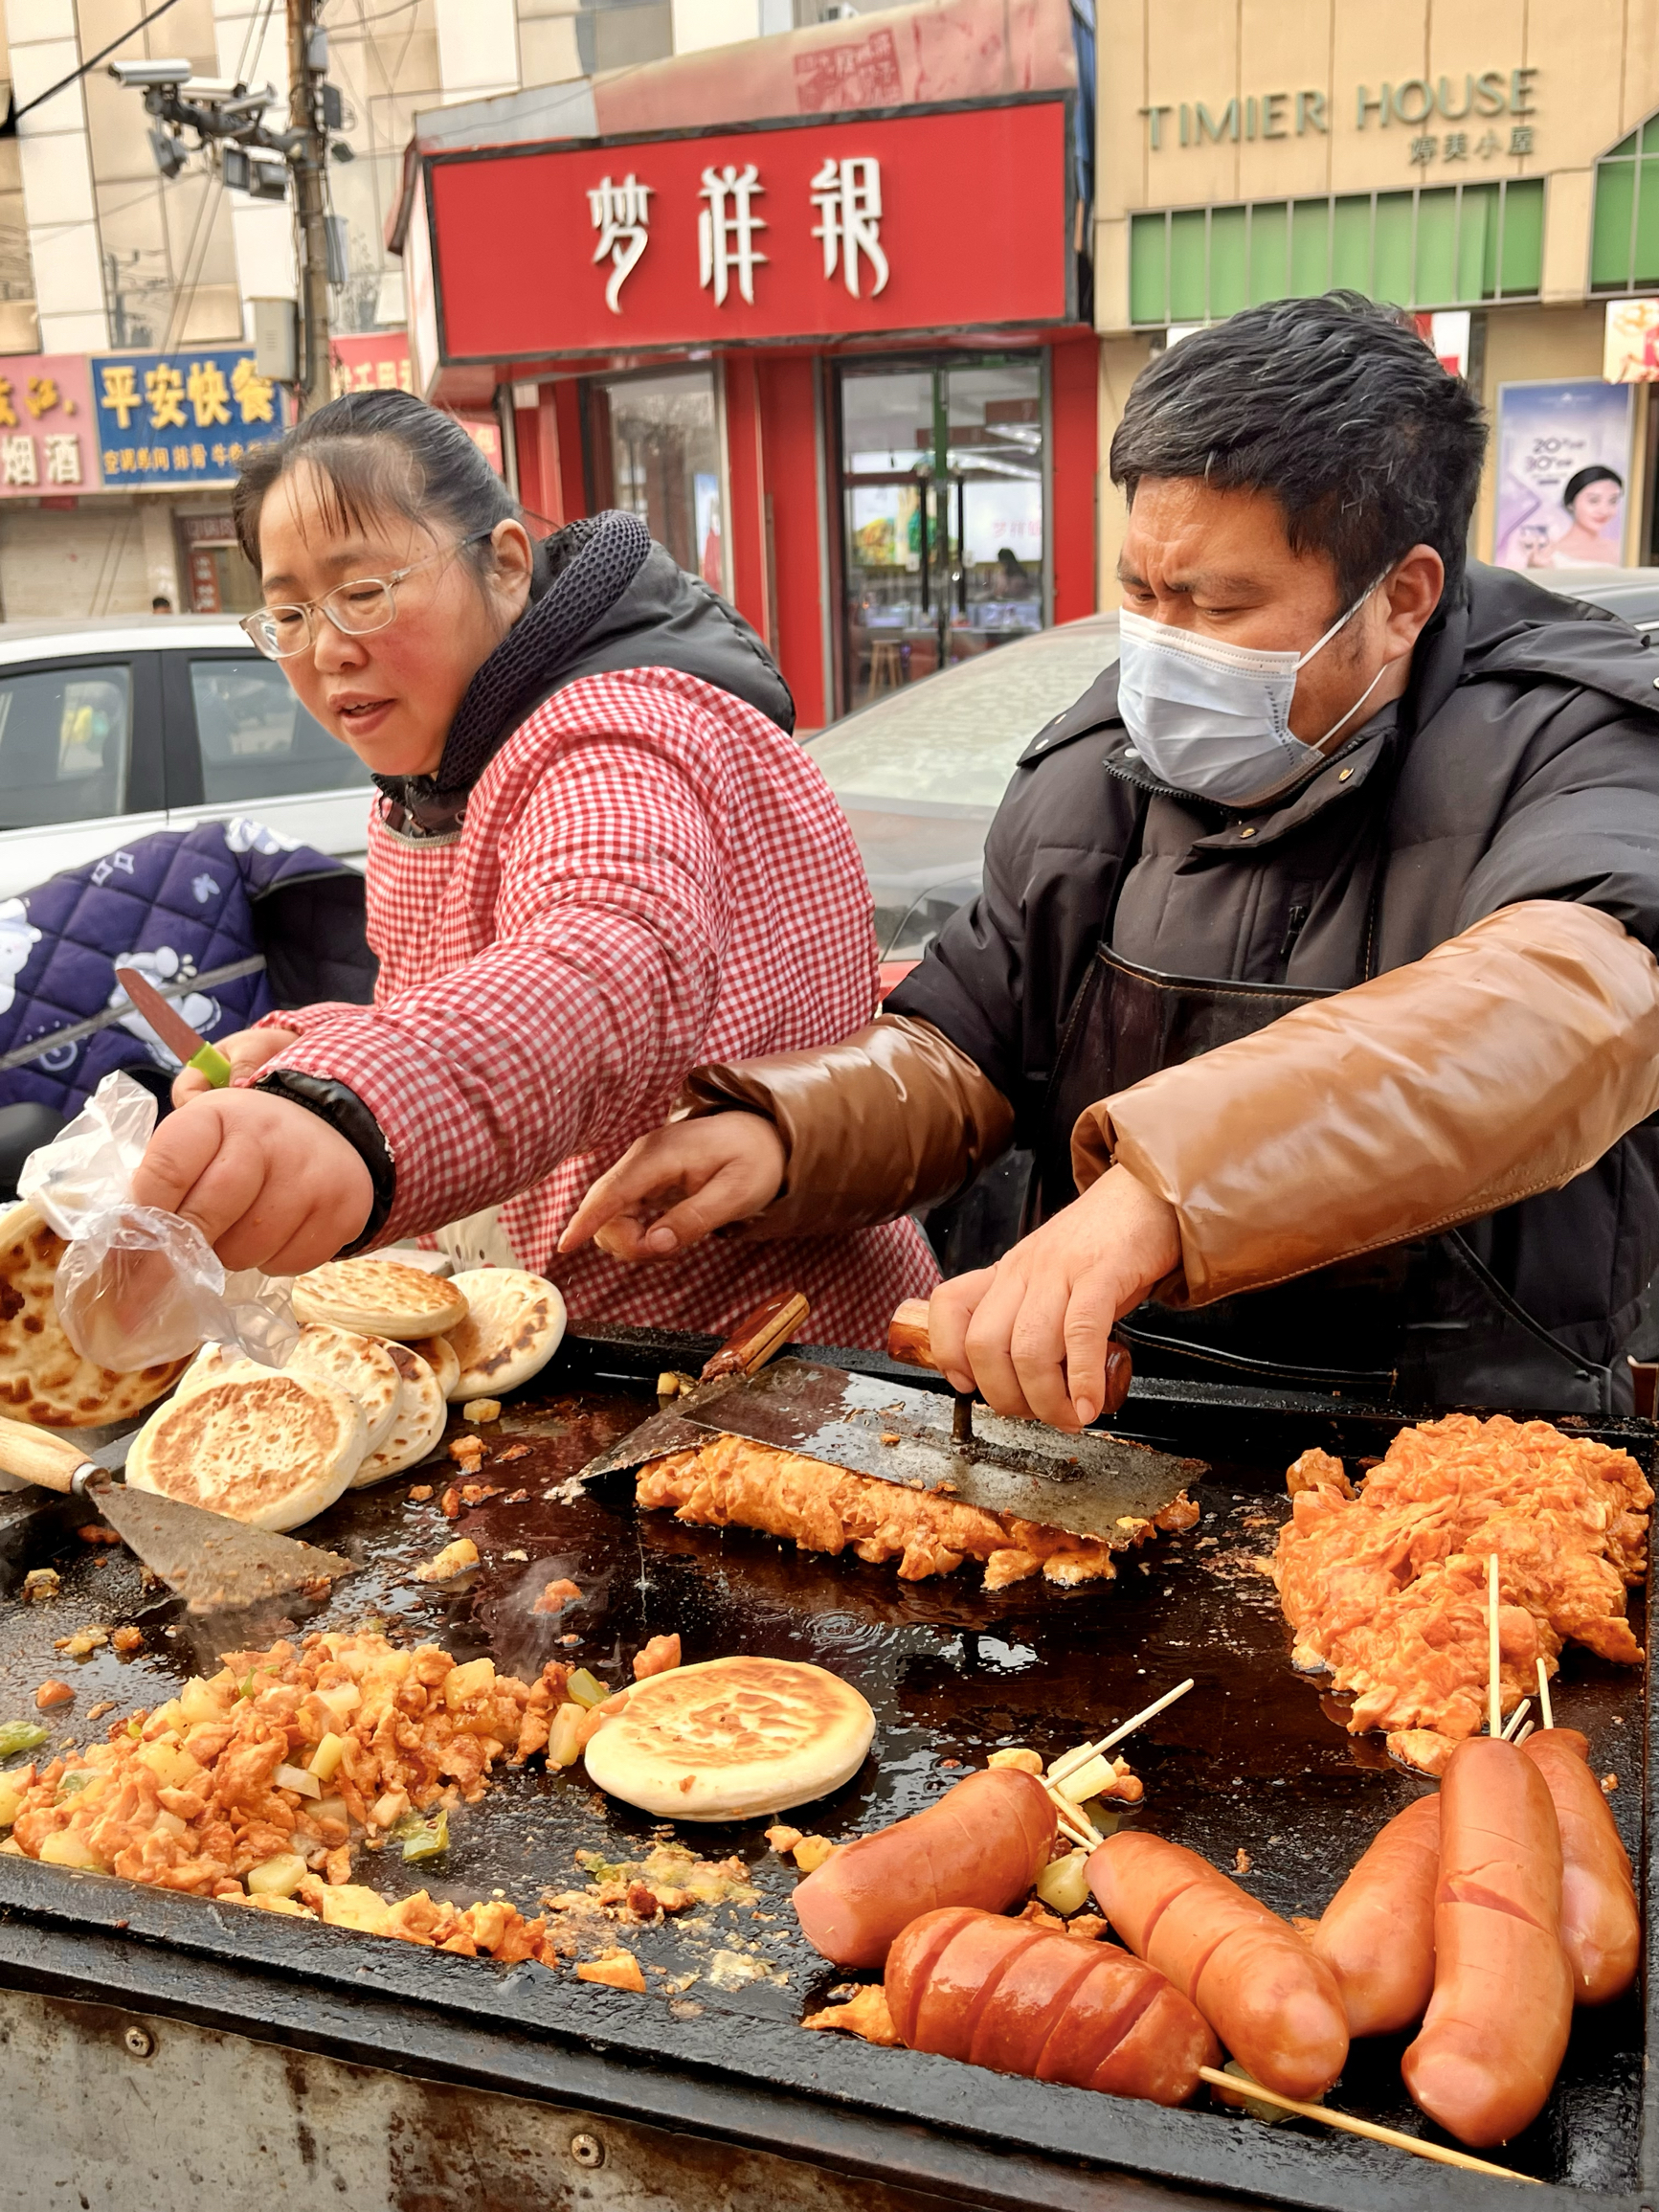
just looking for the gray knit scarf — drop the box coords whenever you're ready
[374,508,651,837]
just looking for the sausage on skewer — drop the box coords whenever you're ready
[886,1906,1219,2104]
[793,1766,1057,1969]
[1312,1794,1441,2036]
[1522,1727,1639,2005]
[1401,1735,1572,2147]
[1087,1831,1349,2100]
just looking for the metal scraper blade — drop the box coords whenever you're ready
[579,1358,1204,1546]
[88,1476,355,1614]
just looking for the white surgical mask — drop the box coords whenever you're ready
[1115,586,1389,807]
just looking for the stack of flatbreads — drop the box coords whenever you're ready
[7,1236,569,1532]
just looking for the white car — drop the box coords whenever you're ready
[0,613,371,899]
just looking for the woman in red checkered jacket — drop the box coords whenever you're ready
[130,391,937,1348]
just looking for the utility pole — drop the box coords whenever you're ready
[287,0,330,414]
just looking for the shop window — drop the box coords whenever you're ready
[0,665,128,828]
[1129,180,1543,326]
[1592,116,1659,291]
[587,370,724,591]
[837,357,1046,714]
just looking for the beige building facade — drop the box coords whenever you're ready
[1091,0,1659,591]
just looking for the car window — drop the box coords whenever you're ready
[807,619,1120,808]
[0,663,129,829]
[190,659,370,805]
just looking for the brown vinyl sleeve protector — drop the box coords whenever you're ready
[679,1013,1014,1241]
[1073,900,1659,1310]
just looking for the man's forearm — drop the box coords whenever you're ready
[1072,900,1659,1308]
[681,1014,1015,1239]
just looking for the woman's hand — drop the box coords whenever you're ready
[170,1025,300,1104]
[130,1090,372,1275]
[559,1113,786,1262]
[929,1165,1180,1430]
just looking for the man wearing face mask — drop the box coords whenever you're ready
[564,293,1659,1422]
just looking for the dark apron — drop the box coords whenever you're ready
[1035,799,1620,1416]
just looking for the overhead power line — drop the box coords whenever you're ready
[2,0,186,133]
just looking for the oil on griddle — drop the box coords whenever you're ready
[0,1360,1642,2196]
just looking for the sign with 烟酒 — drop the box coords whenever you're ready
[91,349,288,486]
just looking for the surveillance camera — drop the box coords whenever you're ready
[108,58,193,87]
[148,124,188,178]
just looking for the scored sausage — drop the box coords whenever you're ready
[793,1767,1057,1969]
[1312,1794,1441,2037]
[1401,1736,1572,2148]
[1087,1831,1349,2100]
[886,1906,1219,2105]
[1522,1727,1639,2006]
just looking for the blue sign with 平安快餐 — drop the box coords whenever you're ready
[91,349,288,486]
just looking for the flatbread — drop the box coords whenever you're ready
[283,1323,400,1456]
[351,1343,447,1486]
[0,1200,188,1430]
[174,1343,268,1397]
[407,1335,460,1399]
[445,1269,566,1401]
[292,1258,468,1342]
[125,1369,367,1533]
[582,1656,875,1821]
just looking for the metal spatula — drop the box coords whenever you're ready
[580,1297,1202,1547]
[0,1422,354,1614]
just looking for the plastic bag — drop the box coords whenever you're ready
[18,1071,299,1371]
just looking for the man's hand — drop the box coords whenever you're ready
[170,1025,299,1104]
[130,1090,372,1275]
[559,1113,786,1262]
[930,1164,1180,1430]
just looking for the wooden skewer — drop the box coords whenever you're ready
[1514,1721,1536,1745]
[1501,1698,1532,1743]
[1042,1784,1102,1850]
[1536,1655,1554,1732]
[1048,1678,1196,1787]
[1198,2067,1539,2183]
[1487,1552,1501,1738]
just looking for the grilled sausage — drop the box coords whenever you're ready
[1312,1794,1441,2036]
[793,1767,1056,1969]
[1523,1727,1639,2006]
[886,1906,1219,2104]
[1401,1736,1572,2147]
[1087,1831,1349,2100]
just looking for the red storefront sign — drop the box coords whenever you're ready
[426,95,1071,361]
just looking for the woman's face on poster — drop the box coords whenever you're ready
[1571,478,1623,532]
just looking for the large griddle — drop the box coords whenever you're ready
[0,1318,1648,2212]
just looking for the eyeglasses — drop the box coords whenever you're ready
[239,528,495,660]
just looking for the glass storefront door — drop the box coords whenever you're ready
[838,356,1046,712]
[585,368,726,591]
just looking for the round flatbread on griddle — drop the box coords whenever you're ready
[125,1368,367,1532]
[283,1323,400,1456]
[444,1269,566,1401]
[582,1656,875,1821]
[292,1257,468,1342]
[174,1343,267,1397]
[0,1200,189,1430]
[406,1334,460,1400]
[351,1343,447,1486]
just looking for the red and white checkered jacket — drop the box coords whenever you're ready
[264,666,938,1348]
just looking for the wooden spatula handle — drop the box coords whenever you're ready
[886,1299,1134,1419]
[699,1291,811,1382]
[0,1423,94,1495]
